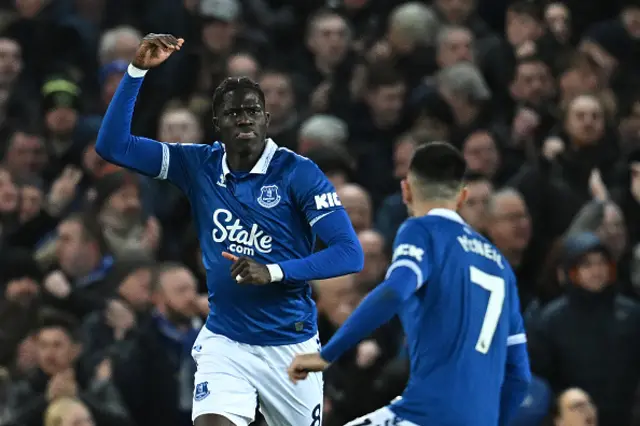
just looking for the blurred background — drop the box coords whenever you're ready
[0,0,639,425]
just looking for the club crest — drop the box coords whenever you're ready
[257,185,281,208]
[194,381,210,401]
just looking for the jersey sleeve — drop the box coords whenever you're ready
[289,158,343,227]
[386,220,432,290]
[95,68,210,195]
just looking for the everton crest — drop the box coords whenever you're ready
[257,184,281,209]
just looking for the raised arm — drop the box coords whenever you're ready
[95,34,183,178]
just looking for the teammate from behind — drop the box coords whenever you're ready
[95,34,364,426]
[289,142,531,426]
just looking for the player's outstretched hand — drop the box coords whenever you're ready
[132,33,184,70]
[222,252,272,285]
[287,353,329,384]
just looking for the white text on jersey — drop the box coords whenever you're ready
[393,244,425,262]
[212,209,273,256]
[314,192,341,210]
[457,235,504,269]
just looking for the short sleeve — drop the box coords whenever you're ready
[386,220,432,290]
[507,270,527,347]
[157,143,212,194]
[290,158,343,226]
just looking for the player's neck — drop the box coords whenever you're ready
[411,200,458,218]
[226,140,266,172]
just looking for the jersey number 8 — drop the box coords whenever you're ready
[470,266,505,354]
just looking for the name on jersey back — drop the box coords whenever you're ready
[457,234,504,269]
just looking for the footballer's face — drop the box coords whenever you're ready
[215,89,270,160]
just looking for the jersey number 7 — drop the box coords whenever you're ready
[470,266,505,354]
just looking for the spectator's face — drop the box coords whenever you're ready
[393,138,416,179]
[0,169,18,214]
[506,11,543,46]
[555,388,597,426]
[574,252,611,292]
[227,54,259,80]
[511,61,550,105]
[159,110,202,144]
[156,268,198,323]
[260,73,294,125]
[36,327,79,376]
[315,275,359,327]
[118,268,152,311]
[307,15,350,67]
[487,195,531,252]
[435,0,475,24]
[560,67,599,103]
[459,180,492,232]
[4,276,39,305]
[59,402,95,426]
[3,132,47,180]
[0,38,22,85]
[357,231,388,285]
[19,184,43,223]
[623,6,640,38]
[597,204,627,260]
[365,83,406,128]
[462,131,500,178]
[46,106,78,136]
[337,186,372,233]
[202,19,237,54]
[545,3,570,42]
[104,184,142,225]
[15,0,46,18]
[565,95,604,146]
[56,220,93,277]
[326,171,348,189]
[437,29,474,68]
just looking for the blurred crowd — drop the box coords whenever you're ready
[0,0,640,425]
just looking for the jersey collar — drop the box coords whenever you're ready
[427,208,466,224]
[221,138,278,176]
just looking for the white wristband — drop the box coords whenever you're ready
[266,264,284,282]
[127,64,149,78]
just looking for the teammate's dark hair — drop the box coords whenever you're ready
[365,65,404,91]
[409,142,466,200]
[212,76,266,117]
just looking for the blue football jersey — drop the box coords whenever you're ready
[388,209,526,426]
[156,139,343,345]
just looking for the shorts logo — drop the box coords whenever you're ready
[194,381,210,401]
[257,184,281,208]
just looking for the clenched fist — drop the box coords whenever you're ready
[132,33,184,70]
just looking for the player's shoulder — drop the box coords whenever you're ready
[271,141,324,179]
[170,141,220,158]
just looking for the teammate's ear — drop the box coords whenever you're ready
[401,178,412,206]
[212,117,219,131]
[456,187,468,210]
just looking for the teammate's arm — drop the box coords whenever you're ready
[499,273,531,426]
[319,220,430,363]
[271,159,364,282]
[95,34,203,193]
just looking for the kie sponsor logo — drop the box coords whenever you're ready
[314,192,341,210]
[212,208,273,256]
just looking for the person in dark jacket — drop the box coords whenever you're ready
[528,232,640,426]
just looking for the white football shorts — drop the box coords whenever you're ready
[191,326,323,426]
[344,406,418,426]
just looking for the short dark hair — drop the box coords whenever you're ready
[36,309,80,342]
[409,142,466,199]
[212,76,265,117]
[63,212,110,256]
[365,65,404,92]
